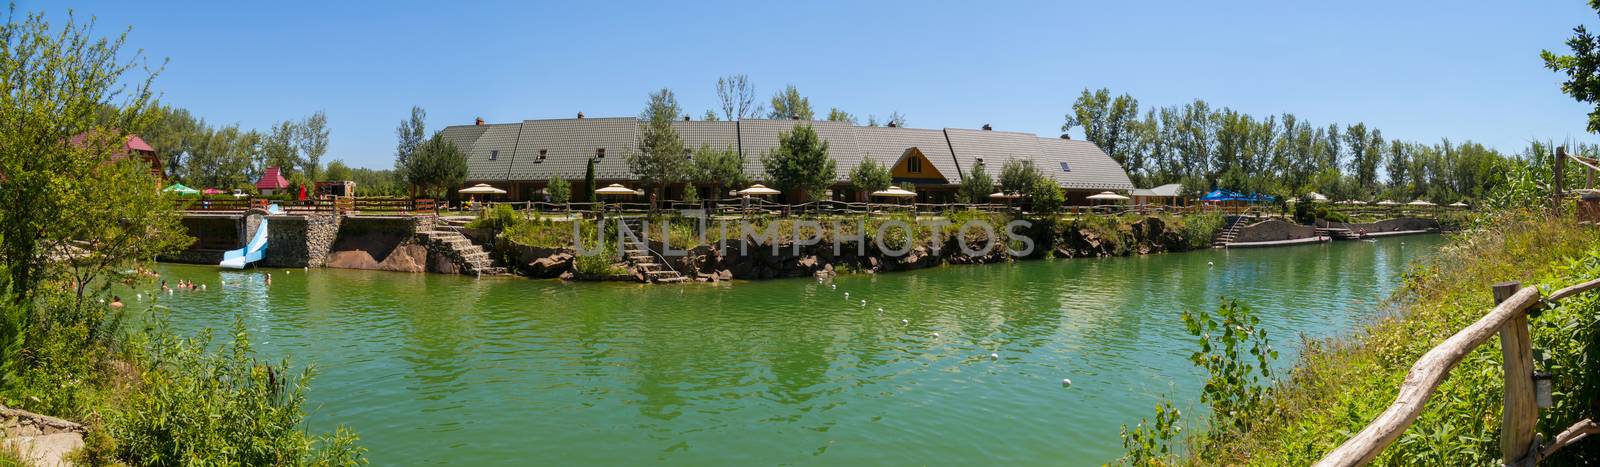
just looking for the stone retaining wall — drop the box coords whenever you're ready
[1234,219,1322,243]
[260,214,341,268]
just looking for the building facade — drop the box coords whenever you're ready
[439,117,1133,204]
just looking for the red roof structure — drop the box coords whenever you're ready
[68,130,163,179]
[256,167,290,191]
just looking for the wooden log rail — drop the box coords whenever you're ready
[1317,277,1600,466]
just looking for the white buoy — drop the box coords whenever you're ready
[877,308,884,313]
[1062,378,1073,387]
[861,299,866,306]
[990,353,999,360]
[932,332,940,338]
[901,319,909,325]
[136,293,142,300]
[200,284,206,291]
[1207,261,1214,267]
[831,284,836,290]
[844,292,850,299]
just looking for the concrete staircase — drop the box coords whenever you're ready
[416,229,506,276]
[1212,215,1250,248]
[618,218,687,284]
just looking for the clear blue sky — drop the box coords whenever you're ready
[29,0,1600,169]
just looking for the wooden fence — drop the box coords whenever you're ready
[1316,279,1600,466]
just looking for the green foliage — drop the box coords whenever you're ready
[402,131,468,199]
[691,144,745,197]
[1179,213,1224,250]
[848,158,892,196]
[1117,401,1182,466]
[761,124,836,202]
[766,84,813,120]
[1543,8,1600,133]
[467,204,521,231]
[1183,299,1278,432]
[105,316,364,466]
[583,158,597,203]
[547,175,571,203]
[1181,212,1600,464]
[574,243,625,276]
[998,159,1042,194]
[826,107,856,124]
[681,184,699,203]
[629,88,690,192]
[959,162,996,203]
[393,106,427,181]
[1063,88,1142,184]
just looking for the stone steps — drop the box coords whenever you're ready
[416,229,505,276]
[612,218,687,284]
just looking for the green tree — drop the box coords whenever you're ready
[297,110,329,180]
[692,144,746,200]
[547,174,571,203]
[827,107,857,124]
[767,85,813,120]
[395,106,427,181]
[999,159,1043,194]
[1063,88,1141,179]
[583,157,596,203]
[761,124,835,202]
[1544,6,1600,133]
[628,88,690,200]
[960,162,996,203]
[262,120,298,175]
[404,132,468,198]
[0,8,178,302]
[848,157,892,198]
[324,159,353,182]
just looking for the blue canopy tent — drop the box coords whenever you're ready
[1200,190,1276,203]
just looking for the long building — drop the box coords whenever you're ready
[438,116,1133,204]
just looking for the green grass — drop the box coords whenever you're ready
[1155,209,1600,465]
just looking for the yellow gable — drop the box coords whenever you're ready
[889,147,947,181]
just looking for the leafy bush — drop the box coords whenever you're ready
[466,204,521,231]
[1180,213,1224,250]
[104,316,363,466]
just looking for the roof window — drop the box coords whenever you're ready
[1059,162,1071,172]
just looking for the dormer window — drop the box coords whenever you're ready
[536,149,548,163]
[490,150,499,161]
[596,148,606,159]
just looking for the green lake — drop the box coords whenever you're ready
[145,235,1445,465]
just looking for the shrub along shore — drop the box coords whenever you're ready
[474,206,1228,281]
[1116,209,1600,465]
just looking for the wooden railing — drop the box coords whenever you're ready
[1317,279,1600,466]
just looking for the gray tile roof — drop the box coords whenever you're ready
[508,117,637,181]
[852,126,961,183]
[445,117,1134,190]
[943,128,1044,182]
[462,124,520,181]
[1034,137,1135,190]
[673,120,740,158]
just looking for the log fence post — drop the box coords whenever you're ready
[1495,281,1538,466]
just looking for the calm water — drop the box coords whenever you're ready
[143,235,1444,465]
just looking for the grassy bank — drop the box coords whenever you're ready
[1126,210,1600,465]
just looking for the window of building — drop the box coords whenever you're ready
[907,157,922,173]
[596,148,606,159]
[1059,161,1072,172]
[490,150,499,161]
[537,149,548,162]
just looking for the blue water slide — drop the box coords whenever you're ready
[219,204,280,269]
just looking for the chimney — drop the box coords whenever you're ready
[683,115,691,121]
[1060,134,1071,140]
[474,117,485,126]
[577,112,585,119]
[981,124,992,131]
[790,115,801,121]
[888,121,897,128]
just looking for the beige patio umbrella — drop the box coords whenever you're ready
[1407,199,1435,206]
[1086,191,1130,201]
[1305,192,1329,202]
[737,184,781,196]
[594,183,640,196]
[459,183,507,195]
[1449,201,1469,207]
[988,191,1022,200]
[872,186,917,198]
[1376,200,1399,206]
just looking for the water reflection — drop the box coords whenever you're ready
[146,235,1445,465]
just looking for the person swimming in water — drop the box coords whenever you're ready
[109,296,124,309]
